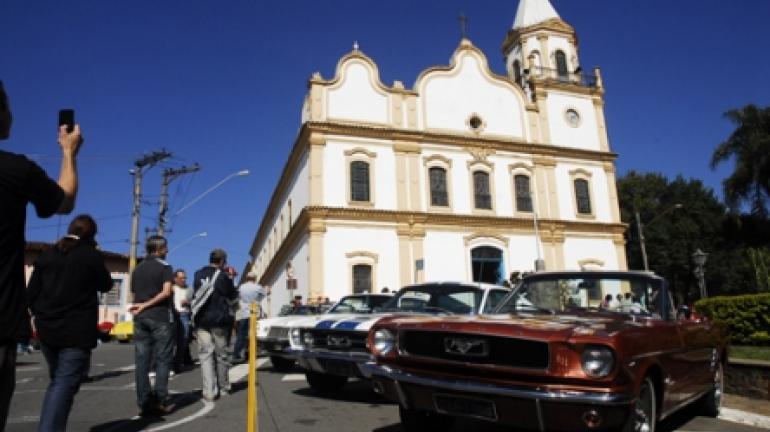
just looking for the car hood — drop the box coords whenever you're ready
[382,313,642,341]
[257,315,323,338]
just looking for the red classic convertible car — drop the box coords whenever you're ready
[364,271,728,432]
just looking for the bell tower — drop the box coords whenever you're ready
[502,0,582,94]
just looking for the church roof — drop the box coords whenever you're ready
[512,0,561,29]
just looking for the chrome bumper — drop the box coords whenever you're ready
[362,362,633,406]
[296,349,374,377]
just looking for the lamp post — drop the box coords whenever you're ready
[170,231,207,254]
[692,248,708,299]
[635,203,683,271]
[174,169,250,216]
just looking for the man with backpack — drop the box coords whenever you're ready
[191,249,236,402]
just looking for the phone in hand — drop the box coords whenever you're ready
[58,109,75,133]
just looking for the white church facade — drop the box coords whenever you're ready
[249,0,628,316]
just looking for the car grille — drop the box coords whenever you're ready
[399,330,549,369]
[268,327,289,339]
[303,329,367,352]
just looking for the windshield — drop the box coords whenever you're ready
[379,284,483,315]
[278,305,320,316]
[495,274,662,317]
[328,295,391,314]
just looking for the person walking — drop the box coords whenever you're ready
[191,249,236,401]
[172,269,193,373]
[129,235,175,416]
[0,80,83,429]
[232,272,264,363]
[27,215,112,431]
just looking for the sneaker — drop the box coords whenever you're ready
[154,403,174,415]
[169,370,176,378]
[202,394,216,402]
[148,371,156,378]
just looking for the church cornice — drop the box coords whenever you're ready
[502,18,577,55]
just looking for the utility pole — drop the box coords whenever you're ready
[158,163,200,236]
[128,150,172,295]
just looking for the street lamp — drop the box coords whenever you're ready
[174,169,250,216]
[692,248,708,299]
[635,203,683,271]
[170,231,207,254]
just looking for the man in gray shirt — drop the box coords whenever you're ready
[232,272,264,363]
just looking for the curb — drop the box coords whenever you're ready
[720,407,770,430]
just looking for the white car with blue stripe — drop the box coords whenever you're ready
[288,282,511,392]
[257,295,392,371]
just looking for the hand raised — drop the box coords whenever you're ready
[58,124,83,157]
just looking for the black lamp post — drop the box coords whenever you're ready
[692,249,708,299]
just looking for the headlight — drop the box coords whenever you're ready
[302,332,315,347]
[372,329,395,355]
[289,328,301,347]
[581,345,615,377]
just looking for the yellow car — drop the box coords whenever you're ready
[110,321,134,343]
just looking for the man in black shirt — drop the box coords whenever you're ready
[130,235,174,416]
[0,80,83,428]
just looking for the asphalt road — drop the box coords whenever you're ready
[6,343,768,431]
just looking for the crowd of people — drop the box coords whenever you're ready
[0,81,265,430]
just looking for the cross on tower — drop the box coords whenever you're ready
[458,13,468,39]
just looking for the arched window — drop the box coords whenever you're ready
[429,167,448,207]
[555,50,568,81]
[513,60,522,86]
[471,246,504,284]
[350,161,370,202]
[574,179,592,214]
[514,174,533,212]
[352,264,372,294]
[473,171,492,210]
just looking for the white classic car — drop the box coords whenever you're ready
[288,282,510,392]
[257,295,391,370]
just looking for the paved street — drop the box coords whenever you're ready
[7,343,769,431]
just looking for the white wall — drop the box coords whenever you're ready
[264,236,309,317]
[323,226,400,301]
[419,52,527,140]
[562,237,619,270]
[423,231,469,281]
[327,60,389,124]
[546,92,601,150]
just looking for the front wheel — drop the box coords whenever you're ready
[700,361,723,417]
[399,406,455,432]
[305,371,348,393]
[624,376,656,432]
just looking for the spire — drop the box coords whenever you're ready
[512,0,560,29]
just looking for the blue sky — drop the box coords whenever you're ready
[3,0,769,276]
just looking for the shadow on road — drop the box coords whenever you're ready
[88,390,202,432]
[292,379,395,406]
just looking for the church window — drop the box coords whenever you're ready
[429,167,448,207]
[514,174,533,212]
[350,161,370,202]
[352,264,372,294]
[555,50,568,81]
[473,171,492,210]
[574,179,592,214]
[513,60,522,86]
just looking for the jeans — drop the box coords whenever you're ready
[134,317,174,409]
[0,342,16,430]
[196,327,230,399]
[174,312,192,369]
[38,344,91,432]
[233,318,250,359]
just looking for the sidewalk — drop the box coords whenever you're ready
[723,394,770,429]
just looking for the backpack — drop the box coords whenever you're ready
[191,269,220,326]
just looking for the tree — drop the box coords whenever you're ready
[617,172,734,302]
[710,104,770,218]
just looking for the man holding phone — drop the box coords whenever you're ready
[0,80,84,429]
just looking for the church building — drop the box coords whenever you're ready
[249,0,627,316]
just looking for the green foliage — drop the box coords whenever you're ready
[710,104,770,218]
[747,248,770,292]
[696,294,770,345]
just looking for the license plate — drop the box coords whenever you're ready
[434,393,497,421]
[320,359,358,377]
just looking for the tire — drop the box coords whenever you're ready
[700,361,723,417]
[624,376,656,432]
[269,356,295,372]
[399,406,455,432]
[305,371,348,393]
